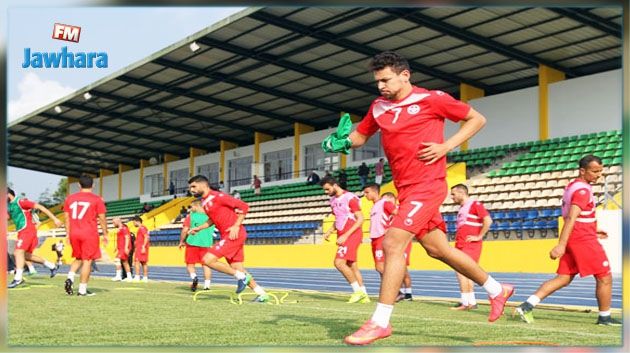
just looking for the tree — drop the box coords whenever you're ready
[38,188,54,207]
[51,178,68,205]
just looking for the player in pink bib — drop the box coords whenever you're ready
[516,155,620,326]
[321,176,369,304]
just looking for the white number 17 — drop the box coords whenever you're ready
[69,201,90,220]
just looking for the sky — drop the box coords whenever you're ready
[5,2,247,200]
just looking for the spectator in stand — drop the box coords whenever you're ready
[306,170,321,185]
[252,175,262,196]
[139,203,153,214]
[175,206,188,223]
[374,158,385,186]
[169,181,175,195]
[358,162,370,189]
[232,190,241,199]
[338,169,348,190]
[218,181,226,193]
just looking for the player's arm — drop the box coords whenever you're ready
[64,211,71,242]
[33,203,63,227]
[323,225,335,241]
[338,209,364,245]
[124,233,130,254]
[550,205,581,260]
[419,107,487,165]
[179,216,190,249]
[468,215,492,242]
[348,130,370,149]
[98,213,109,246]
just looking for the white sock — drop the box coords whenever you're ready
[253,285,266,296]
[370,303,394,328]
[467,292,477,305]
[204,280,211,288]
[67,271,76,282]
[134,275,140,280]
[483,276,502,298]
[234,270,246,281]
[190,273,197,280]
[350,281,361,292]
[115,270,122,277]
[526,295,541,307]
[403,287,412,294]
[27,264,35,272]
[78,283,87,294]
[126,272,132,278]
[14,269,23,281]
[599,310,611,317]
[360,285,367,294]
[460,293,469,306]
[43,261,55,270]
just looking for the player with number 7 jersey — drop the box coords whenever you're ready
[62,175,108,296]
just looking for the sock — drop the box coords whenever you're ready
[14,269,24,281]
[360,285,367,294]
[403,287,412,294]
[526,295,541,307]
[350,281,361,292]
[43,261,55,270]
[483,276,502,298]
[134,275,140,280]
[115,270,122,277]
[190,273,197,280]
[467,292,477,305]
[599,310,611,317]
[27,264,35,272]
[67,271,76,282]
[126,272,132,278]
[253,285,266,296]
[234,270,246,281]
[204,280,211,288]
[370,303,394,328]
[460,293,469,306]
[78,283,87,294]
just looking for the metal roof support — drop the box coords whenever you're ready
[538,64,565,141]
[250,11,494,92]
[220,141,238,185]
[549,8,622,39]
[119,164,133,200]
[380,8,576,78]
[293,123,314,178]
[254,132,273,177]
[9,139,126,167]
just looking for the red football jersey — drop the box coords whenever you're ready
[63,191,106,238]
[455,199,489,247]
[135,225,149,249]
[357,86,470,189]
[200,190,249,238]
[117,224,131,252]
[564,179,597,244]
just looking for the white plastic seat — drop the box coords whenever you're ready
[546,180,558,188]
[535,199,549,207]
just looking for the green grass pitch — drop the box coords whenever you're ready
[8,276,622,347]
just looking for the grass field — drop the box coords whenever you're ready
[8,275,622,347]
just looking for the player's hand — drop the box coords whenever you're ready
[597,229,608,239]
[188,228,197,235]
[417,142,450,165]
[465,235,481,242]
[101,235,109,247]
[336,234,349,245]
[323,232,331,242]
[53,218,63,228]
[141,246,146,253]
[549,244,566,260]
[227,225,240,240]
[178,242,185,250]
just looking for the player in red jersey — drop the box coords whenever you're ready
[515,155,621,326]
[321,176,368,304]
[7,188,63,288]
[450,184,492,311]
[323,52,514,345]
[63,175,108,296]
[111,217,132,282]
[187,175,269,302]
[363,186,413,302]
[132,216,150,282]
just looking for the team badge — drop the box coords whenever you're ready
[407,104,420,115]
[404,218,413,226]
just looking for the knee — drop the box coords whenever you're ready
[382,237,406,256]
[596,274,612,286]
[334,259,346,270]
[424,245,446,260]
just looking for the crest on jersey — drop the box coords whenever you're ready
[407,104,420,115]
[404,218,413,226]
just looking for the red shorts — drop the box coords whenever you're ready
[390,181,447,240]
[207,228,247,264]
[371,236,412,266]
[185,245,210,265]
[16,231,38,253]
[70,235,101,260]
[116,248,129,261]
[335,228,362,262]
[135,248,149,263]
[456,242,482,263]
[557,239,611,278]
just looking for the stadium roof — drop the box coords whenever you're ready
[8,6,623,177]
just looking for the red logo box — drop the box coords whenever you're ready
[52,23,81,43]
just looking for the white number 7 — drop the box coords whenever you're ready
[391,107,402,124]
[407,201,424,218]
